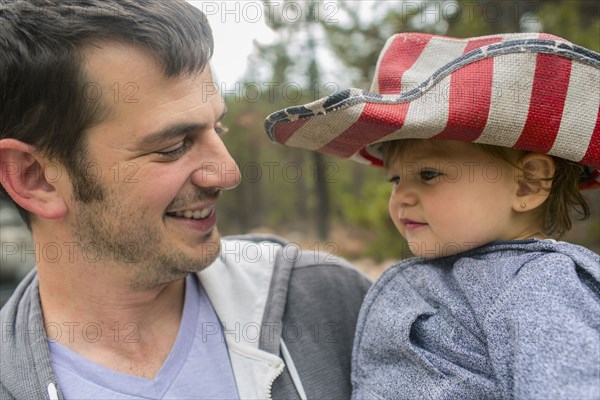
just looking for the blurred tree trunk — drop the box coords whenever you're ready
[261,0,332,238]
[307,3,330,239]
[294,151,308,220]
[313,152,330,239]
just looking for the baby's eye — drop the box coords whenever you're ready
[420,170,441,181]
[388,176,400,185]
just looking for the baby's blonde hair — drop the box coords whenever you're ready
[381,139,590,238]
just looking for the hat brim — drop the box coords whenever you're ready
[265,39,600,189]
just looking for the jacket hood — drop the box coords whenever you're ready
[1,272,60,399]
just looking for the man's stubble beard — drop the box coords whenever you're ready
[70,172,221,289]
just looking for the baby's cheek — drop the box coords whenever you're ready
[388,198,398,224]
[390,216,405,238]
[387,211,405,239]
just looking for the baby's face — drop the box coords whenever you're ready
[386,140,529,259]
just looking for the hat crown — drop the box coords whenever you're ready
[370,32,572,95]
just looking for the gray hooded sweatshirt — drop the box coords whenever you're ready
[1,235,371,399]
[352,239,600,400]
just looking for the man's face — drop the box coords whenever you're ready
[65,43,240,288]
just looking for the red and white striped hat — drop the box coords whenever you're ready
[265,33,600,189]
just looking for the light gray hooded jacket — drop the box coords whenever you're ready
[1,235,371,400]
[352,239,600,400]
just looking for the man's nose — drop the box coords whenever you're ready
[190,131,241,190]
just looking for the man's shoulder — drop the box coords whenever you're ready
[0,268,37,320]
[222,233,290,247]
[221,233,371,286]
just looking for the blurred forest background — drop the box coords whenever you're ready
[216,0,600,278]
[0,1,599,290]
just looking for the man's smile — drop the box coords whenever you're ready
[166,205,215,220]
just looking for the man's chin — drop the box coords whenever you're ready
[192,232,222,270]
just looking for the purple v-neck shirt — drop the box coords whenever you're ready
[48,274,239,399]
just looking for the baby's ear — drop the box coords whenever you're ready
[512,153,555,212]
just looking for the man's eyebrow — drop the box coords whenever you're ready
[137,123,206,148]
[137,111,227,148]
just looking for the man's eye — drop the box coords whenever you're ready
[156,140,192,159]
[215,123,229,136]
[388,176,400,185]
[420,170,441,181]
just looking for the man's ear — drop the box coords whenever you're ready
[512,153,556,212]
[0,139,68,220]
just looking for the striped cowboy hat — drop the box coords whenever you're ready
[265,32,600,189]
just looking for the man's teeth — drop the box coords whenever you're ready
[173,208,212,220]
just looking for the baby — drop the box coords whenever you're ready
[351,138,599,399]
[266,32,600,399]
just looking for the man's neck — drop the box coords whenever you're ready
[37,257,187,379]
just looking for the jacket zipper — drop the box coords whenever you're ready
[266,362,285,400]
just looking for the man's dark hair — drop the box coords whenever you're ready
[0,0,214,227]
